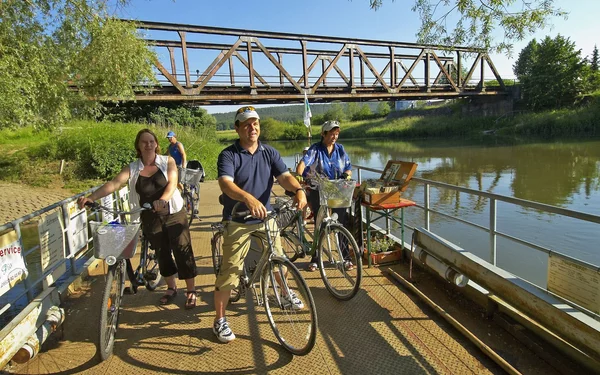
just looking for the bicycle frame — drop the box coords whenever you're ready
[287,204,338,258]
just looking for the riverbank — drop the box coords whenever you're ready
[216,96,600,142]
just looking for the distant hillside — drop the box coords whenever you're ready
[213,102,382,130]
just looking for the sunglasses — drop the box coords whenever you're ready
[236,106,256,114]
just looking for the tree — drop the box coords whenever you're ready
[324,103,346,122]
[591,45,599,72]
[513,39,539,79]
[368,1,567,55]
[514,35,587,109]
[0,1,156,129]
[377,102,391,117]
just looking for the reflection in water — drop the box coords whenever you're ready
[274,137,600,285]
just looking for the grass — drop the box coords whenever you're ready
[0,120,224,191]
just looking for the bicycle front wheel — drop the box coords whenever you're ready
[280,229,303,263]
[141,237,162,291]
[97,260,126,362]
[317,222,362,300]
[262,258,317,356]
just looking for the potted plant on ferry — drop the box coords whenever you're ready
[365,232,402,265]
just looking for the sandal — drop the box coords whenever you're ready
[159,287,177,305]
[306,263,318,272]
[185,291,197,310]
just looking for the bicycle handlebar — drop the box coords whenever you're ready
[85,201,152,216]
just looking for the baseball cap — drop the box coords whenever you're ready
[166,131,176,138]
[322,120,340,132]
[303,146,310,151]
[235,106,260,123]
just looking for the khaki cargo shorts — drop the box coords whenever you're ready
[214,218,283,291]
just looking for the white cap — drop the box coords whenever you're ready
[322,120,340,132]
[235,106,260,123]
[303,146,310,151]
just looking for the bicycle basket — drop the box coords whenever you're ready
[90,221,141,260]
[318,179,356,208]
[179,167,203,186]
[273,197,296,229]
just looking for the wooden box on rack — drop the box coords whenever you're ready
[362,160,418,206]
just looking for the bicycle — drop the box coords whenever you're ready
[277,178,363,301]
[210,202,318,355]
[86,202,161,362]
[179,160,204,226]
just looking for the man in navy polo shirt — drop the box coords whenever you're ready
[212,105,307,343]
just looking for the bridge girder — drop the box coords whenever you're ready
[124,20,507,105]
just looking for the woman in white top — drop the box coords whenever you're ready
[78,129,198,309]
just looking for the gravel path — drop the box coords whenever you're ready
[0,182,75,225]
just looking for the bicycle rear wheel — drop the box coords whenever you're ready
[317,222,362,300]
[97,260,126,362]
[262,258,317,356]
[210,231,223,276]
[184,191,195,226]
[141,237,162,291]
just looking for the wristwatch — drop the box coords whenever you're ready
[295,187,305,194]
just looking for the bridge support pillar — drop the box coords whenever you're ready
[462,95,513,117]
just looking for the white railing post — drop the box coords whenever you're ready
[424,183,430,230]
[490,198,497,265]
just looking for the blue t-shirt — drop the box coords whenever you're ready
[301,141,352,181]
[218,140,288,222]
[168,142,184,166]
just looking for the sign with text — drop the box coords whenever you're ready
[0,230,28,297]
[66,201,88,257]
[101,194,115,223]
[548,254,600,315]
[38,211,66,289]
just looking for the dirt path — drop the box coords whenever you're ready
[0,182,75,225]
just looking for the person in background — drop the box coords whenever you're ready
[78,129,198,309]
[295,120,353,272]
[166,131,187,168]
[213,106,307,343]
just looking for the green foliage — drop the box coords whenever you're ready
[376,102,391,117]
[592,45,599,72]
[369,233,396,253]
[259,118,286,141]
[514,35,588,109]
[353,104,373,121]
[324,103,346,122]
[283,124,308,140]
[0,1,156,130]
[369,1,567,55]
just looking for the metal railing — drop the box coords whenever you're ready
[0,186,130,367]
[354,164,600,316]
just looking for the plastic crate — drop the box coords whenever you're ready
[90,221,141,260]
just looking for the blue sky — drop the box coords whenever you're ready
[116,0,600,113]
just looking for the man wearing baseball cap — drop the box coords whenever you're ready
[165,131,187,169]
[212,105,308,343]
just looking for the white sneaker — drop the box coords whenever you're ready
[213,318,235,343]
[281,291,304,309]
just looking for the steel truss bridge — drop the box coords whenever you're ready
[128,20,507,105]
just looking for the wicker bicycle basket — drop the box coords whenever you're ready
[318,179,356,208]
[179,167,203,186]
[90,221,141,260]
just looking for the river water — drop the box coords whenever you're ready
[272,137,600,287]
